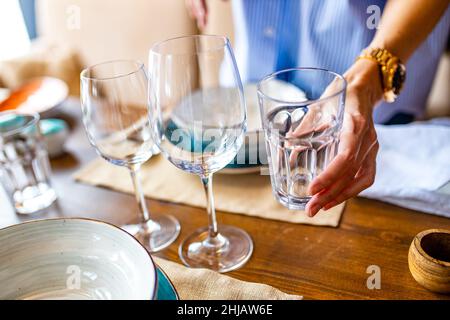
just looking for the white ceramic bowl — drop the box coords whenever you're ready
[0,218,157,300]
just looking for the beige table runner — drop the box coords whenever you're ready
[154,257,302,300]
[74,155,344,227]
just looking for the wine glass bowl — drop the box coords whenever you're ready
[149,35,253,272]
[157,86,246,175]
[80,61,153,164]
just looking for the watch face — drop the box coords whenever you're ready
[392,63,406,95]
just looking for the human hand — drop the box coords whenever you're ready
[305,59,383,216]
[185,0,208,30]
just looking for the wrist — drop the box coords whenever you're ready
[357,47,407,102]
[344,59,384,111]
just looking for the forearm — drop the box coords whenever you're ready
[370,0,449,61]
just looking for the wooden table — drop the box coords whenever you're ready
[1,99,449,300]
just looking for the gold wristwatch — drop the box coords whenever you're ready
[357,48,406,103]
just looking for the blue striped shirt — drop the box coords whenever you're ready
[231,0,450,124]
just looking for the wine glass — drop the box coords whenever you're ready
[80,60,180,252]
[148,35,253,272]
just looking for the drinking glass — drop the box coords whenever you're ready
[0,111,57,214]
[149,35,253,272]
[80,60,180,252]
[257,68,346,209]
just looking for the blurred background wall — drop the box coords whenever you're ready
[36,0,198,65]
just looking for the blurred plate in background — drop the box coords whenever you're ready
[221,81,306,174]
[0,77,68,114]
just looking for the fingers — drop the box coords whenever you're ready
[323,142,378,211]
[305,119,377,216]
[307,126,360,195]
[316,123,376,198]
[324,144,377,210]
[305,167,357,215]
[289,104,321,138]
[189,0,208,29]
[305,137,378,216]
[308,111,368,195]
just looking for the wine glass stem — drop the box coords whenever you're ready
[201,174,226,248]
[129,164,150,223]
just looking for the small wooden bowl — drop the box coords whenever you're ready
[408,229,450,294]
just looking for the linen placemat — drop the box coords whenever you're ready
[74,155,345,227]
[154,257,302,300]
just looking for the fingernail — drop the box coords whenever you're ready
[308,205,319,217]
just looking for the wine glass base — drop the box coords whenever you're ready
[179,225,253,273]
[122,215,180,253]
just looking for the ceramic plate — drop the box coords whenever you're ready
[156,267,179,300]
[0,77,68,114]
[0,218,157,300]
